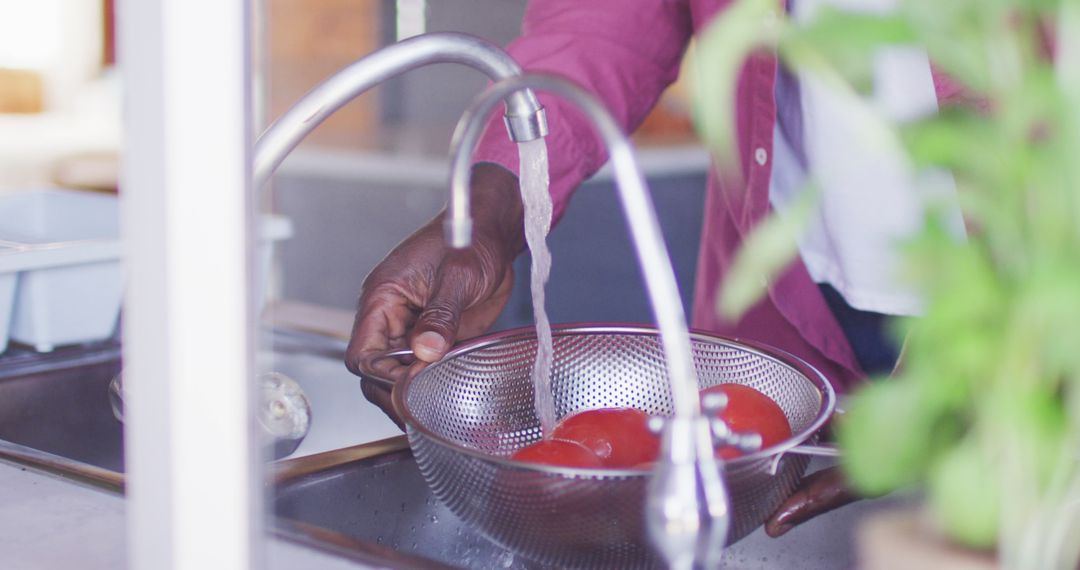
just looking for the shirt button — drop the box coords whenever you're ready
[755,147,768,166]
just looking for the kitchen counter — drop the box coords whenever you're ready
[0,458,402,570]
[0,459,124,569]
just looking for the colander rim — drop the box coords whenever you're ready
[391,323,837,476]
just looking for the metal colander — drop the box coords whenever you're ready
[389,324,836,569]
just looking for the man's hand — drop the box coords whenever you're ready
[764,466,858,537]
[345,164,524,427]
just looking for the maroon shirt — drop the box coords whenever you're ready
[474,0,963,392]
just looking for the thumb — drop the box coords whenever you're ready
[411,272,468,363]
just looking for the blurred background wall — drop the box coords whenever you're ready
[0,0,707,330]
[263,0,708,329]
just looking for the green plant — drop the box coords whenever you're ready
[693,0,1080,567]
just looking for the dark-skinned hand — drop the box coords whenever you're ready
[763,411,862,537]
[764,465,858,537]
[345,163,524,429]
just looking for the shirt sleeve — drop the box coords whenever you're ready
[472,0,694,223]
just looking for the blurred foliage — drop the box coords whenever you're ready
[716,185,815,320]
[695,0,1080,565]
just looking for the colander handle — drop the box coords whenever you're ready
[767,442,840,476]
[779,406,845,459]
[359,348,417,390]
[785,444,840,458]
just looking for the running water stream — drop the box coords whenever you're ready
[517,138,556,437]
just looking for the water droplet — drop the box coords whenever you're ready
[410,525,416,532]
[376,536,383,544]
[430,514,439,523]
[498,552,515,568]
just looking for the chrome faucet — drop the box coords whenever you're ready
[253,32,547,189]
[446,73,739,569]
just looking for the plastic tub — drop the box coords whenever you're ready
[0,243,20,353]
[0,189,292,353]
[0,190,123,352]
[257,215,293,311]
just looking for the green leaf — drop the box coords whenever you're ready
[838,380,951,496]
[901,113,1002,175]
[794,8,916,46]
[716,186,815,320]
[781,9,916,92]
[900,0,996,94]
[927,437,1001,549]
[1009,389,1069,491]
[1016,263,1080,376]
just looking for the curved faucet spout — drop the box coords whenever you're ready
[253,32,547,189]
[447,73,728,568]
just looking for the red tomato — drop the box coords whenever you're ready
[551,408,660,468]
[701,384,791,459]
[511,438,604,468]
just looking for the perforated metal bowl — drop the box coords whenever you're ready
[389,324,836,569]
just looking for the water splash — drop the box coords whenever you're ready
[518,138,555,436]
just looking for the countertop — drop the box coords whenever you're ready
[0,458,396,570]
[0,460,124,570]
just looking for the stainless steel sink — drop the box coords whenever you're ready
[0,340,124,488]
[0,327,341,488]
[0,327,337,490]
[273,437,532,569]
[273,439,915,570]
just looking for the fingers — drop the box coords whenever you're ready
[764,466,859,537]
[343,211,515,435]
[409,264,473,363]
[359,379,405,432]
[456,265,516,340]
[345,286,418,382]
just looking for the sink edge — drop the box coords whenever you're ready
[0,438,125,492]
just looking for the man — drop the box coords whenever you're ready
[345,0,964,535]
